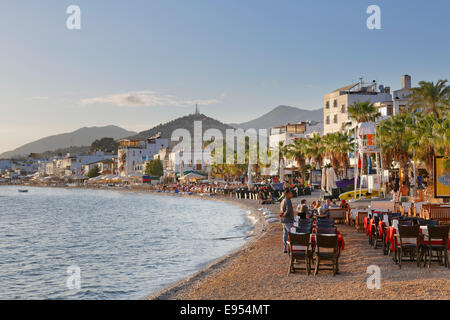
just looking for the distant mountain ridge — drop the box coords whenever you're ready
[229,105,323,130]
[0,125,136,159]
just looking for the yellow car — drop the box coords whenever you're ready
[339,189,379,200]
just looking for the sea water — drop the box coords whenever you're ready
[0,186,252,299]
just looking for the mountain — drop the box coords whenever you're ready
[131,113,234,142]
[229,105,323,130]
[0,125,136,159]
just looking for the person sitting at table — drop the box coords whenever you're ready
[310,201,317,212]
[323,199,332,211]
[340,199,348,209]
[311,200,321,216]
[296,199,310,220]
[317,207,329,219]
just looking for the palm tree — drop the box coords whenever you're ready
[322,132,354,175]
[286,138,307,181]
[347,100,381,123]
[408,113,445,194]
[277,141,289,177]
[408,80,450,118]
[379,114,413,186]
[304,133,325,169]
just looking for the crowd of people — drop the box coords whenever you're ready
[279,189,348,253]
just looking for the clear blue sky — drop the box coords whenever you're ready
[1,0,449,153]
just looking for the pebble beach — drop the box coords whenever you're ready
[150,194,450,300]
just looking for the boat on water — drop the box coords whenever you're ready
[18,189,29,193]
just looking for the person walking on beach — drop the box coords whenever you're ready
[279,189,294,253]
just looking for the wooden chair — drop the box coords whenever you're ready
[317,220,335,229]
[422,225,450,268]
[429,206,450,225]
[316,227,337,235]
[314,235,339,276]
[288,233,313,275]
[328,208,346,224]
[295,225,312,234]
[395,225,421,269]
[355,211,368,232]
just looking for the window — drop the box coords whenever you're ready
[333,114,338,123]
[333,100,338,108]
[341,104,346,113]
[325,101,330,109]
[387,106,393,116]
[326,115,330,124]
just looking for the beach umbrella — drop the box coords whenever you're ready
[321,167,327,191]
[279,158,285,183]
[247,163,253,188]
[326,167,337,194]
[179,160,184,180]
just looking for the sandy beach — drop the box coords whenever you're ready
[150,193,450,300]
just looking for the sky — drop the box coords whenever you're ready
[1,0,449,154]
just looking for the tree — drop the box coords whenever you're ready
[322,132,354,175]
[145,158,164,177]
[90,137,119,153]
[408,80,450,118]
[379,114,413,186]
[87,166,101,178]
[304,133,325,169]
[286,137,307,180]
[347,100,381,123]
[408,113,448,194]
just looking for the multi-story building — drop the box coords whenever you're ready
[118,133,169,176]
[373,75,413,117]
[82,158,118,176]
[268,122,323,176]
[323,79,392,134]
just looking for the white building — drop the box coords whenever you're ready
[118,134,169,176]
[323,79,393,135]
[0,159,13,172]
[268,122,323,176]
[373,75,413,117]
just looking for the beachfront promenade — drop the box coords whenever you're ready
[152,194,450,300]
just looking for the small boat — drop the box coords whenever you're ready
[18,189,29,193]
[339,189,379,200]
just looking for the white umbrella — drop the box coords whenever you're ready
[321,167,327,191]
[279,158,285,183]
[247,163,253,188]
[326,167,337,194]
[179,160,184,180]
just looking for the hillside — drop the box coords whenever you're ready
[229,105,323,130]
[0,125,136,159]
[131,113,234,142]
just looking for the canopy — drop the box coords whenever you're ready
[180,172,205,181]
[358,122,376,135]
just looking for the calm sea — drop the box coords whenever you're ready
[0,186,252,299]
